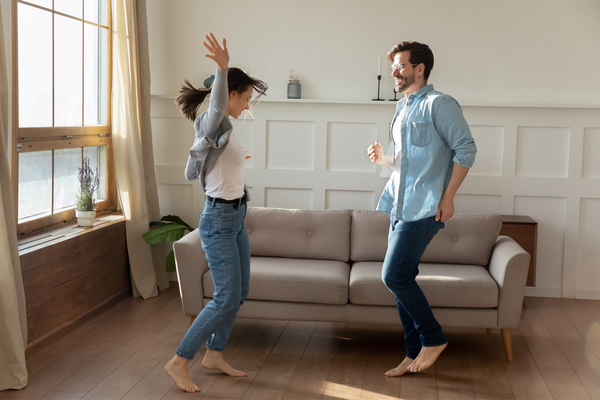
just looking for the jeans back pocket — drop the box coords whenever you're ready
[218,207,238,222]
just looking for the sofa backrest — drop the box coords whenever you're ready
[245,207,352,262]
[351,211,502,266]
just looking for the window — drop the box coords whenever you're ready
[12,0,115,234]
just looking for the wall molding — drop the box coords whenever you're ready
[152,97,600,299]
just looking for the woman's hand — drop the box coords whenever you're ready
[203,32,229,71]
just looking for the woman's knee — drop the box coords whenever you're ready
[213,291,242,313]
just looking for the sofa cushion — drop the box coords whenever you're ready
[351,210,389,262]
[349,262,499,308]
[421,214,502,265]
[245,207,351,262]
[351,211,502,266]
[203,256,350,305]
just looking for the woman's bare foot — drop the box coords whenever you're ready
[202,349,246,377]
[384,357,414,377]
[164,355,200,393]
[408,342,447,372]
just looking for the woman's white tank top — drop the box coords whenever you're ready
[204,132,245,200]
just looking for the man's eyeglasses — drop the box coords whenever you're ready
[390,63,418,72]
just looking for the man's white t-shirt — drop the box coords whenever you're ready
[391,118,402,204]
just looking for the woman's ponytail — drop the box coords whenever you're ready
[175,79,211,121]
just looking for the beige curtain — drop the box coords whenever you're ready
[0,2,28,391]
[112,0,168,298]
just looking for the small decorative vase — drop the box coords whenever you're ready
[287,80,301,99]
[76,210,97,227]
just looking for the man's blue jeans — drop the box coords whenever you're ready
[382,214,448,360]
[176,200,250,360]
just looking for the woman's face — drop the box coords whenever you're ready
[227,87,253,119]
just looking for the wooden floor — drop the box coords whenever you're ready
[5,285,600,400]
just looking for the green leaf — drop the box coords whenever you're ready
[149,221,173,228]
[142,224,188,245]
[165,250,176,273]
[160,215,194,231]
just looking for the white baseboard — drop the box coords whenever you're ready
[575,290,600,300]
[524,286,562,298]
[525,288,600,300]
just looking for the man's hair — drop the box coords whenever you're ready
[387,41,434,81]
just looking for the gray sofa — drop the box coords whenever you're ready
[173,207,530,361]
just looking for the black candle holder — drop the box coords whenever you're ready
[372,75,384,101]
[389,88,398,101]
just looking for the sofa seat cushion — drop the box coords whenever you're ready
[349,262,498,308]
[203,256,350,305]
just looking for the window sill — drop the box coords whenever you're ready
[18,211,125,256]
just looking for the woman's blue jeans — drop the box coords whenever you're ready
[381,214,448,360]
[176,200,250,360]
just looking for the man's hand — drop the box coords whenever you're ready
[436,163,469,222]
[367,141,393,169]
[436,194,454,222]
[367,141,383,164]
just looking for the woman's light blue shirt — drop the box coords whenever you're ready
[376,85,476,222]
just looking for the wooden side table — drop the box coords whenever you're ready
[499,215,538,287]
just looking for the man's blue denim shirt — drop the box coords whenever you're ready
[376,84,477,222]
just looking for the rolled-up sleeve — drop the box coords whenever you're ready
[434,96,477,168]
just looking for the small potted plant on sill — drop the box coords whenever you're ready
[75,157,100,227]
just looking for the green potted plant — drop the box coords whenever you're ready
[142,216,194,272]
[75,157,100,227]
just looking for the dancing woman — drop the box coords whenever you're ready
[165,33,267,393]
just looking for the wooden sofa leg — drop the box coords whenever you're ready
[501,329,513,362]
[190,316,196,326]
[486,329,492,335]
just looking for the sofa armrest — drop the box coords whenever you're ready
[488,236,531,329]
[173,228,208,317]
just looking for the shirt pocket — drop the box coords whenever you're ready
[410,121,434,147]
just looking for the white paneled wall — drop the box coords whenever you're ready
[152,97,600,299]
[146,0,599,298]
[457,106,600,299]
[578,199,600,298]
[583,129,600,179]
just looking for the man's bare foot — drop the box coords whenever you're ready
[384,357,414,377]
[202,349,246,377]
[164,355,200,393]
[408,342,447,372]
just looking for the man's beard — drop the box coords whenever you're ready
[395,73,415,93]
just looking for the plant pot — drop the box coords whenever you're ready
[76,210,97,227]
